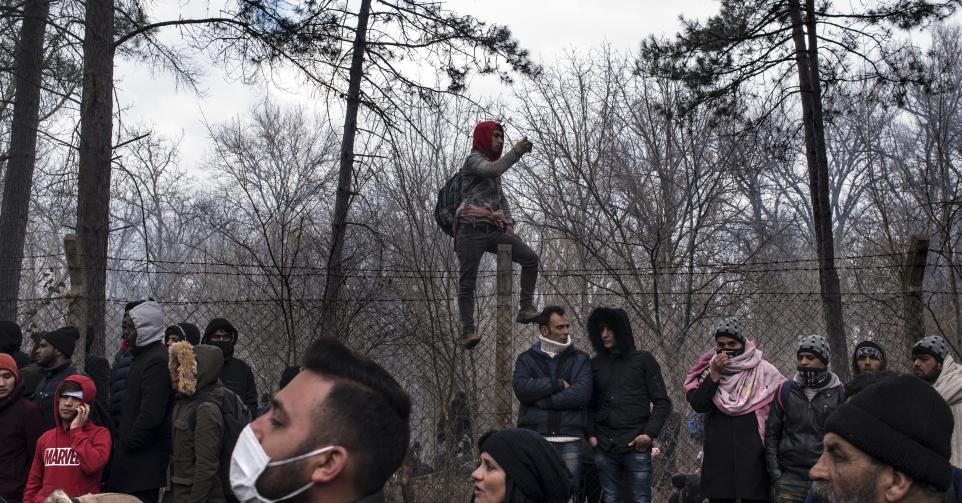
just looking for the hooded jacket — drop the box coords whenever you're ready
[0,353,44,503]
[202,319,258,413]
[459,121,522,226]
[163,343,226,503]
[0,320,29,368]
[586,307,672,454]
[934,354,962,467]
[513,340,592,439]
[23,375,112,503]
[764,372,844,481]
[108,301,173,493]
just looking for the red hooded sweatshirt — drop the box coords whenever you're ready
[23,374,111,503]
[472,121,504,160]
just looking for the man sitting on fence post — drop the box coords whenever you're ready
[764,335,844,503]
[851,340,886,375]
[513,305,592,500]
[230,337,410,503]
[456,120,538,349]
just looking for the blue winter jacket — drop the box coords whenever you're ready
[513,342,592,438]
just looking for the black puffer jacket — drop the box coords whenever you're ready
[764,376,844,481]
[586,307,672,454]
[109,347,133,424]
[513,343,592,438]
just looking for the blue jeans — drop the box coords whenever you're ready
[551,440,584,501]
[593,448,652,503]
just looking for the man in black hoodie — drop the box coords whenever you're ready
[0,320,29,368]
[202,318,258,413]
[31,326,80,430]
[586,307,671,503]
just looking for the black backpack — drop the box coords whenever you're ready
[434,171,462,237]
[191,388,251,502]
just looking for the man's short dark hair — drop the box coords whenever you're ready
[124,299,148,312]
[538,306,566,328]
[302,337,411,497]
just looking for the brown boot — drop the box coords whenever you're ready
[461,328,481,350]
[516,305,540,324]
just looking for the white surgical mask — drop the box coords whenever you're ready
[230,425,334,503]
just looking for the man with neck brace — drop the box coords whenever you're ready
[512,306,592,500]
[764,335,844,503]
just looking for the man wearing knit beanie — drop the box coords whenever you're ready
[0,353,44,503]
[765,335,844,502]
[810,374,953,502]
[852,340,886,375]
[32,326,80,430]
[913,335,951,384]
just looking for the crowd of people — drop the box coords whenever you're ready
[1,296,962,503]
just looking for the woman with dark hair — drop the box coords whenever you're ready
[471,428,572,503]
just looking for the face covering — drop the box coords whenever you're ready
[230,425,334,503]
[797,366,831,388]
[717,348,743,358]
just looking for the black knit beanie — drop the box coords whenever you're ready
[43,326,79,358]
[477,429,572,503]
[165,323,201,346]
[825,374,953,491]
[851,340,886,372]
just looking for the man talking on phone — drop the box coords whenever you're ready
[23,375,112,502]
[457,120,540,349]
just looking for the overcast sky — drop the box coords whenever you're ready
[111,0,722,166]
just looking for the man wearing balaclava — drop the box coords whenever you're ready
[764,335,844,503]
[456,121,538,350]
[202,318,258,413]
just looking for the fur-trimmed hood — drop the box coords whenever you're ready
[587,307,637,355]
[169,342,223,396]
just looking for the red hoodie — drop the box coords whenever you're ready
[472,121,504,160]
[23,374,111,503]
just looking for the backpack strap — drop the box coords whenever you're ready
[777,380,794,409]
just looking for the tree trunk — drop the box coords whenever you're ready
[0,0,52,320]
[788,0,849,381]
[319,0,371,341]
[74,0,115,357]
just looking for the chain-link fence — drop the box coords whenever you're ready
[10,253,962,502]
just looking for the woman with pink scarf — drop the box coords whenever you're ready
[684,318,785,503]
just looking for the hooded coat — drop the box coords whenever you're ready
[202,319,257,414]
[108,301,173,493]
[0,354,44,503]
[458,121,521,226]
[586,307,672,454]
[0,320,29,368]
[163,343,226,503]
[23,375,112,503]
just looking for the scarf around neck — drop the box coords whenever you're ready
[683,341,786,440]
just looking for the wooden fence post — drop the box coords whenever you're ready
[496,244,513,428]
[64,234,87,370]
[903,235,930,350]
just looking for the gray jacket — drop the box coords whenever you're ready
[459,148,522,225]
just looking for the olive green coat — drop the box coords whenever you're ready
[162,343,226,503]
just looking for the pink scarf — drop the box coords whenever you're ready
[683,341,786,441]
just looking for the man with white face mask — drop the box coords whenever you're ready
[230,337,411,503]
